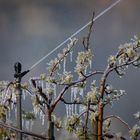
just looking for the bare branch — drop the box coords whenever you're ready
[51,85,70,111]
[83,12,95,50]
[49,38,77,76]
[0,122,47,139]
[104,115,131,130]
[70,70,104,86]
[84,101,91,137]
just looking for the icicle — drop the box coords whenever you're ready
[59,63,61,69]
[3,87,10,103]
[39,93,42,101]
[30,120,34,131]
[0,92,2,102]
[41,80,44,90]
[53,84,56,99]
[65,104,68,117]
[22,90,26,100]
[22,119,25,128]
[12,93,16,104]
[89,60,92,69]
[11,102,14,110]
[63,57,66,72]
[38,80,41,87]
[75,104,77,114]
[71,87,78,114]
[71,104,74,115]
[84,68,87,75]
[14,107,17,120]
[69,105,72,116]
[70,51,73,62]
[71,87,76,115]
[68,105,70,116]
[79,105,85,114]
[71,87,74,102]
[42,114,45,125]
[25,121,30,130]
[79,88,84,97]
[46,82,50,91]
[39,110,43,120]
[33,107,38,116]
[79,105,82,114]
[8,110,11,120]
[29,121,32,131]
[73,87,77,97]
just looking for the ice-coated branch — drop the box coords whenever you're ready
[104,115,131,130]
[0,122,47,139]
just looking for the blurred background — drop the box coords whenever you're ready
[0,0,140,139]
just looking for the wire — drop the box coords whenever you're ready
[29,0,122,71]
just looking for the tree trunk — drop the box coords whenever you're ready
[92,119,98,140]
[47,111,55,140]
[97,106,103,140]
[97,80,105,140]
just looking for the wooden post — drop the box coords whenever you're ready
[16,77,22,140]
[14,62,29,140]
[14,62,22,140]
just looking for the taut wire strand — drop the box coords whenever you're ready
[29,0,122,71]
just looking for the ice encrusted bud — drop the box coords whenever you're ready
[108,55,117,66]
[86,89,97,103]
[134,111,140,120]
[129,124,140,140]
